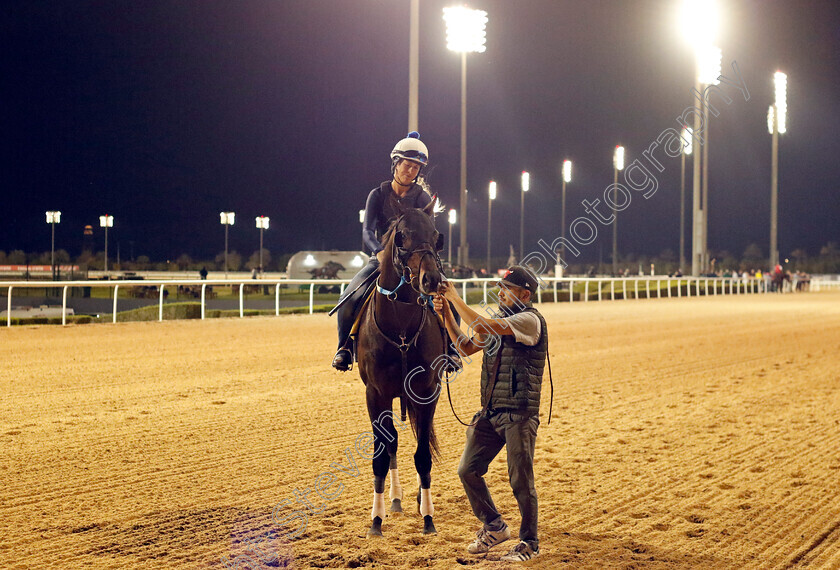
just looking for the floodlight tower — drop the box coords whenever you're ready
[698,45,722,273]
[487,181,496,273]
[220,212,235,279]
[680,0,721,275]
[768,71,787,269]
[46,211,61,280]
[560,160,572,274]
[680,128,693,271]
[447,208,457,265]
[612,146,625,276]
[255,216,269,274]
[443,5,488,268]
[99,215,113,275]
[520,171,529,260]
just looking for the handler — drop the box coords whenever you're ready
[433,265,546,562]
[330,132,433,371]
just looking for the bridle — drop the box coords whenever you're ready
[376,216,443,308]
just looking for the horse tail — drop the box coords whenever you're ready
[403,395,441,464]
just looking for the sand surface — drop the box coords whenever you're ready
[2,292,840,569]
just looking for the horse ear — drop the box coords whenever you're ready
[435,232,444,252]
[393,231,404,248]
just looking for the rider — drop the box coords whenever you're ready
[331,132,434,371]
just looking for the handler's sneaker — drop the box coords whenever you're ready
[500,541,539,562]
[467,523,511,554]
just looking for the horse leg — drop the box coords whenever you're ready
[367,395,397,538]
[389,453,404,514]
[413,402,437,535]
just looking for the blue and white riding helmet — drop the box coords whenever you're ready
[390,131,429,172]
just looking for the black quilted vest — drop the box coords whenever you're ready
[480,306,548,416]
[372,182,431,243]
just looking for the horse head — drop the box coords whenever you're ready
[390,200,444,296]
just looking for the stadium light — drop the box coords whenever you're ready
[220,212,235,279]
[697,44,722,85]
[680,0,719,49]
[46,211,61,280]
[444,5,488,268]
[99,215,114,275]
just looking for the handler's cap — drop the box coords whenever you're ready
[499,265,539,294]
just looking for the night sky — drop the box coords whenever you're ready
[3,0,839,266]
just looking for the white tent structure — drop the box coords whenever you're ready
[286,251,369,280]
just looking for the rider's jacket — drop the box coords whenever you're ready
[362,182,432,254]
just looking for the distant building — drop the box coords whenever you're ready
[83,225,94,254]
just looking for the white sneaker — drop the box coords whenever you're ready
[467,524,511,554]
[500,541,539,562]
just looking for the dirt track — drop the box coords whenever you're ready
[2,292,840,569]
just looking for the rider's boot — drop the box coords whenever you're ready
[332,300,355,371]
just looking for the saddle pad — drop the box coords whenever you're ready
[349,284,376,337]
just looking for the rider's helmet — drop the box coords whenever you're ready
[391,132,429,180]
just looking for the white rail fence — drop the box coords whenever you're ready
[811,278,840,292]
[0,275,791,327]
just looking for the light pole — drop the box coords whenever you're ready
[409,0,419,133]
[487,181,496,273]
[769,71,787,269]
[359,209,366,251]
[560,159,572,275]
[255,216,270,274]
[220,212,235,279]
[520,171,529,261]
[699,45,721,274]
[46,211,61,280]
[613,146,625,276]
[681,0,720,276]
[680,127,693,271]
[443,5,487,268]
[99,215,113,275]
[447,208,457,266]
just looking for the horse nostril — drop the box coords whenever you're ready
[422,273,437,293]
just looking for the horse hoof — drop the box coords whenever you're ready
[422,515,437,535]
[367,516,383,538]
[390,499,403,514]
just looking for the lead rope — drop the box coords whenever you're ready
[545,349,553,425]
[445,339,502,428]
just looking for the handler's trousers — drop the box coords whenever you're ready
[458,411,539,551]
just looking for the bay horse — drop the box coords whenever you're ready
[356,201,447,538]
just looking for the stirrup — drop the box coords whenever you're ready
[332,348,353,371]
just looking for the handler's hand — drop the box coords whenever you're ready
[432,292,449,317]
[441,281,460,301]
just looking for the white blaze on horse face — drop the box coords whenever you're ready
[372,492,386,520]
[419,488,434,517]
[389,468,403,501]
